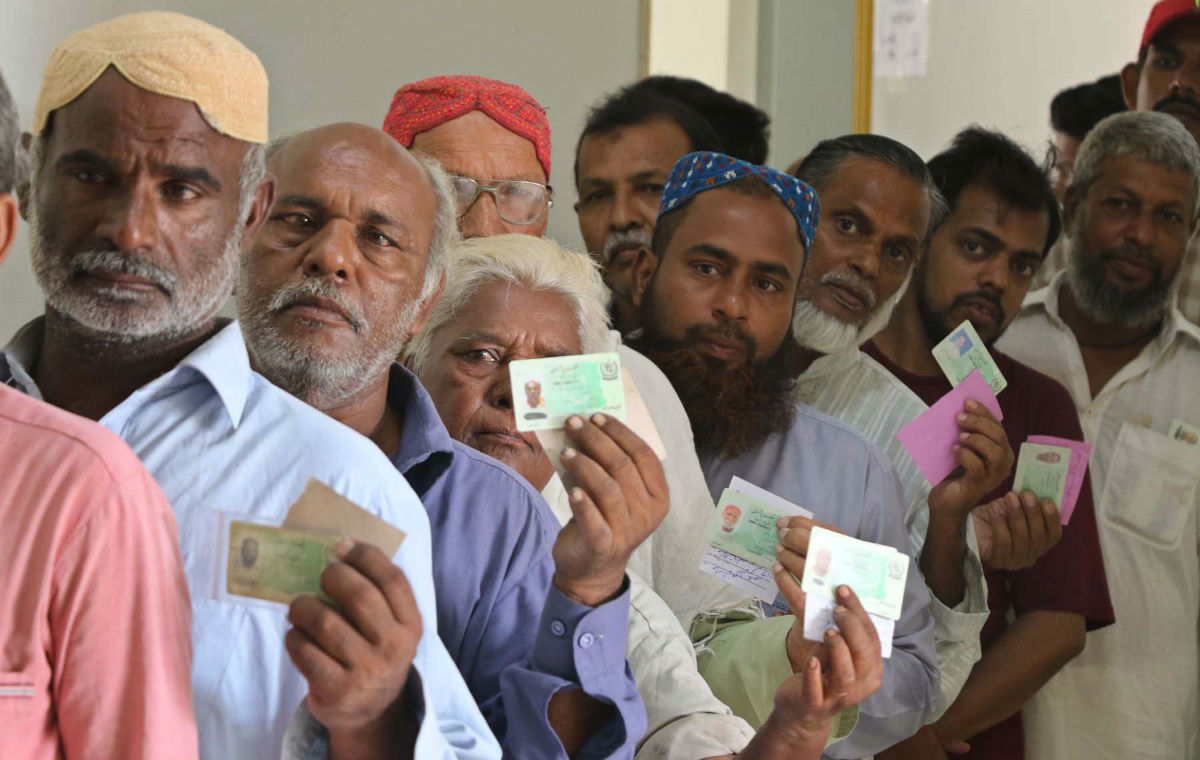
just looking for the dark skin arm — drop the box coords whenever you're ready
[286,542,422,760]
[547,414,671,755]
[878,610,1085,759]
[705,587,885,760]
[921,402,1015,607]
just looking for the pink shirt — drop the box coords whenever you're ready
[0,384,198,760]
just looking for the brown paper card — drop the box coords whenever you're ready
[282,478,406,557]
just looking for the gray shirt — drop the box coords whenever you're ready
[698,401,939,759]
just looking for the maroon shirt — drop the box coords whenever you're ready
[864,341,1114,760]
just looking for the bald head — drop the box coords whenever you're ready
[238,121,458,410]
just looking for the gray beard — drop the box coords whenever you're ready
[236,272,421,411]
[1064,229,1174,329]
[791,269,912,355]
[28,202,238,344]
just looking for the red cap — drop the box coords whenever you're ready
[382,75,552,179]
[1140,0,1200,53]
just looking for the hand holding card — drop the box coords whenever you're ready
[897,370,1004,486]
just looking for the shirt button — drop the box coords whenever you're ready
[550,620,566,637]
[578,632,595,649]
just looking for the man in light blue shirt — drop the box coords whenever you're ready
[5,12,497,760]
[626,152,940,757]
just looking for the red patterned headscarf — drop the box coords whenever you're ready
[383,75,552,178]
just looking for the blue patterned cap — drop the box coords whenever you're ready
[657,151,820,252]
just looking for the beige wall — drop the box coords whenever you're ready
[871,0,1151,160]
[0,0,642,339]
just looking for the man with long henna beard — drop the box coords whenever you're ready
[627,151,940,758]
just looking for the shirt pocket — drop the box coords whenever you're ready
[0,671,36,716]
[1100,422,1200,550]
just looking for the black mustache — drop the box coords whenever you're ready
[1154,93,1200,116]
[950,289,1004,319]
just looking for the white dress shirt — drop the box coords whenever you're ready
[998,272,1200,760]
[794,346,990,717]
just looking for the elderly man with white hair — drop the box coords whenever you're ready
[997,110,1200,760]
[405,233,885,759]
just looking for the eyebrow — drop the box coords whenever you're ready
[627,169,668,182]
[687,242,795,280]
[957,226,1005,248]
[54,149,221,191]
[54,149,116,174]
[452,329,575,357]
[163,164,221,191]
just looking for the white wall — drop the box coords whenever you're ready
[0,0,642,339]
[647,0,758,103]
[872,0,1152,160]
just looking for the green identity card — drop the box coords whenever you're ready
[800,527,908,621]
[933,319,1007,394]
[1012,442,1071,507]
[227,521,342,606]
[510,352,626,432]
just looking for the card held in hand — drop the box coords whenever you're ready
[282,478,405,557]
[227,521,342,605]
[1012,442,1072,510]
[800,527,908,620]
[510,352,625,432]
[698,479,811,603]
[933,319,1008,394]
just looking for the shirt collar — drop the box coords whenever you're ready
[386,363,457,476]
[1033,269,1200,353]
[175,321,253,428]
[1,318,46,399]
[0,317,253,427]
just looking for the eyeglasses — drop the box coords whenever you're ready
[449,175,553,226]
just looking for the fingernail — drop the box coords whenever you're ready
[808,656,820,670]
[562,447,576,460]
[335,538,354,558]
[567,415,583,429]
[959,432,969,441]
[837,585,850,599]
[825,629,837,640]
[966,400,979,411]
[591,413,607,425]
[776,517,788,528]
[570,487,584,502]
[834,605,847,616]
[772,562,783,573]
[957,413,967,423]
[774,542,784,555]
[777,527,789,541]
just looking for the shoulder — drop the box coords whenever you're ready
[245,373,397,466]
[994,350,1074,406]
[0,386,155,489]
[449,441,560,535]
[788,400,895,474]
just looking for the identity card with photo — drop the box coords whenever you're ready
[226,521,343,606]
[933,319,1007,394]
[510,352,625,432]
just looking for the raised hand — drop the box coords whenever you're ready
[928,401,1015,518]
[285,541,421,758]
[553,413,670,606]
[773,516,848,672]
[972,491,1062,571]
[736,586,885,760]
